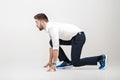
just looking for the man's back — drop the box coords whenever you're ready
[46,22,83,40]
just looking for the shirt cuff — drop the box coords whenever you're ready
[53,47,59,50]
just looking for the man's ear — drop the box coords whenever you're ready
[41,20,45,25]
[41,20,44,23]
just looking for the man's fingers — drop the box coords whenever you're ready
[47,66,56,72]
[44,63,52,68]
[53,67,56,71]
[47,68,52,72]
[44,64,49,68]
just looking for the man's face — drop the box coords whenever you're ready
[35,19,44,31]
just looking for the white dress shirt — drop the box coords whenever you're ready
[46,22,83,50]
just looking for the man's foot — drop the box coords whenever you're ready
[56,61,72,69]
[98,54,107,70]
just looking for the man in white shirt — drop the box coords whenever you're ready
[34,13,107,72]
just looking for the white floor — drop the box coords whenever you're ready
[0,63,120,80]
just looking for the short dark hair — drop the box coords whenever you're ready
[34,13,49,22]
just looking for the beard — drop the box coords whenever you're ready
[39,27,44,31]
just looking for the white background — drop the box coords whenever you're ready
[0,0,120,80]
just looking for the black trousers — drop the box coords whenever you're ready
[49,32,98,67]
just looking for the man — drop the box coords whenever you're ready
[34,13,107,72]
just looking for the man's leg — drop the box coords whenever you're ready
[49,40,71,63]
[71,32,98,67]
[59,47,71,63]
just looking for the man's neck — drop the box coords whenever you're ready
[43,21,48,30]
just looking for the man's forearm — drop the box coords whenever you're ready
[52,49,59,63]
[49,48,53,63]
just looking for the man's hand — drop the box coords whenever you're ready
[47,65,56,72]
[44,62,52,68]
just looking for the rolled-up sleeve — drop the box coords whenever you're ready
[49,27,59,50]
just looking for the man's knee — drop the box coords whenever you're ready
[72,63,79,67]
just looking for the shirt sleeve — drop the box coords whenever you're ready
[49,27,59,50]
